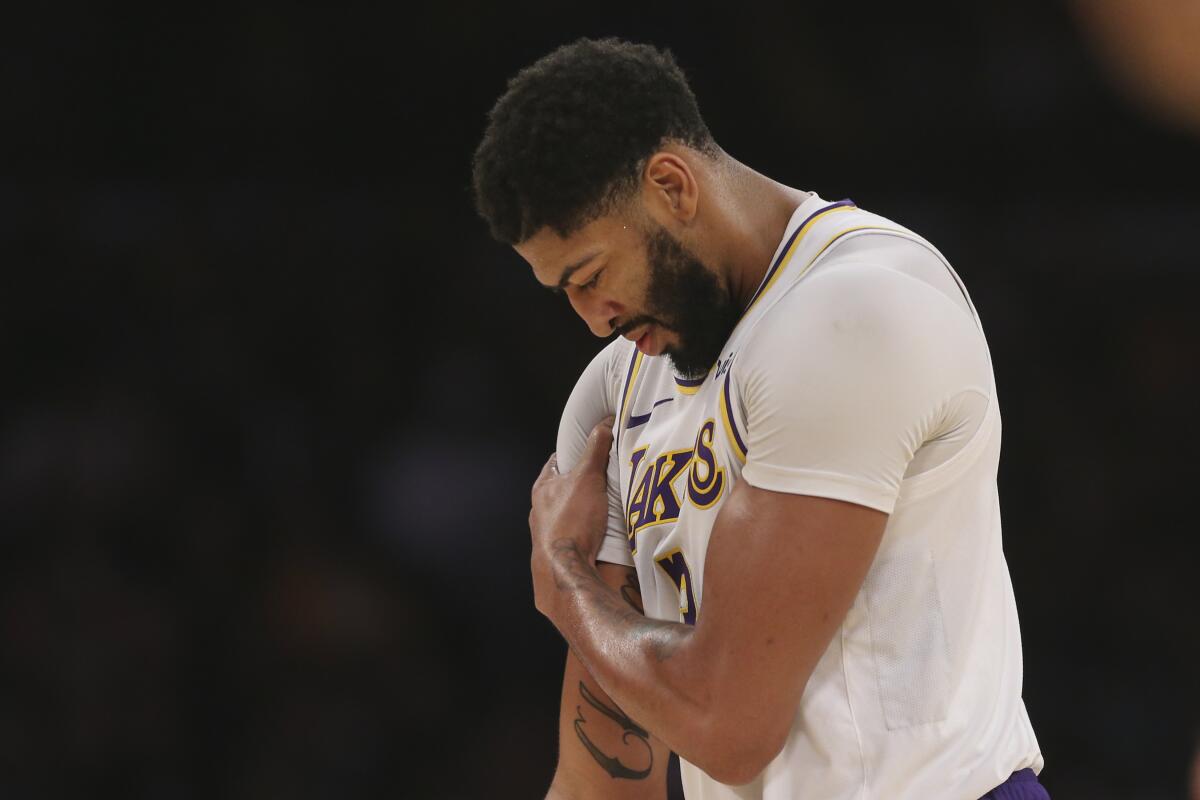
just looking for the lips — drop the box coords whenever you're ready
[621,323,648,342]
[634,325,654,354]
[619,322,656,354]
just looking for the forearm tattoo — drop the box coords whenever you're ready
[620,570,644,614]
[551,541,694,777]
[573,681,653,780]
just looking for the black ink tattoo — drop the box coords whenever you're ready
[620,571,644,614]
[573,681,653,780]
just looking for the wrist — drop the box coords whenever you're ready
[549,537,596,584]
[539,538,597,620]
[532,537,582,618]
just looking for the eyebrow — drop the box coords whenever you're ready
[542,251,601,293]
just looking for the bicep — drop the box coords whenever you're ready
[549,563,669,799]
[692,483,887,748]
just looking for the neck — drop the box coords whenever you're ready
[714,159,810,310]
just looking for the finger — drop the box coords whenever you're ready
[534,452,559,486]
[581,417,616,473]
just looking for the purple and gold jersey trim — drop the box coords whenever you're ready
[717,213,904,464]
[615,348,645,451]
[719,370,748,463]
[808,224,905,265]
[673,374,706,395]
[742,199,856,316]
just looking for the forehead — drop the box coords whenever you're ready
[514,212,644,286]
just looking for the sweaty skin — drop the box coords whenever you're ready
[523,144,883,785]
[544,560,672,799]
[528,419,887,785]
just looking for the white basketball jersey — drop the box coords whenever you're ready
[555,194,1043,799]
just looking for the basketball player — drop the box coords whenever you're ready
[473,39,1047,799]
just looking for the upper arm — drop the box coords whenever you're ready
[687,264,987,774]
[556,342,632,567]
[692,485,887,774]
[549,563,669,800]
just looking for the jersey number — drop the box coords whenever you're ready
[655,549,697,625]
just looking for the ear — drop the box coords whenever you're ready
[640,150,700,227]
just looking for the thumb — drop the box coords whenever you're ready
[581,416,616,474]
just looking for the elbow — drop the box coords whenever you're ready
[687,714,790,787]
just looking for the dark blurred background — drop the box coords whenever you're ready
[2,1,1198,798]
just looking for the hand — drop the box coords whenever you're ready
[529,417,615,617]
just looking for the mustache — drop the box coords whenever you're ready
[613,315,665,337]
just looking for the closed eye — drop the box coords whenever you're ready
[542,264,604,295]
[580,268,604,290]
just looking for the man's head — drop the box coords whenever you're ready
[472,38,742,378]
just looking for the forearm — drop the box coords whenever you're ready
[546,562,669,800]
[542,539,712,763]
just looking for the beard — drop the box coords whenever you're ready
[631,225,743,380]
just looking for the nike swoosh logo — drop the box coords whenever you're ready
[626,397,673,429]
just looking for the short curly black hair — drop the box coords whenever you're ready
[472,38,717,245]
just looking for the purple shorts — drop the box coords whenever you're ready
[978,768,1049,800]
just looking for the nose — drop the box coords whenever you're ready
[565,287,624,337]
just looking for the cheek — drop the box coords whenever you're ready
[600,263,649,315]
[633,262,662,308]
